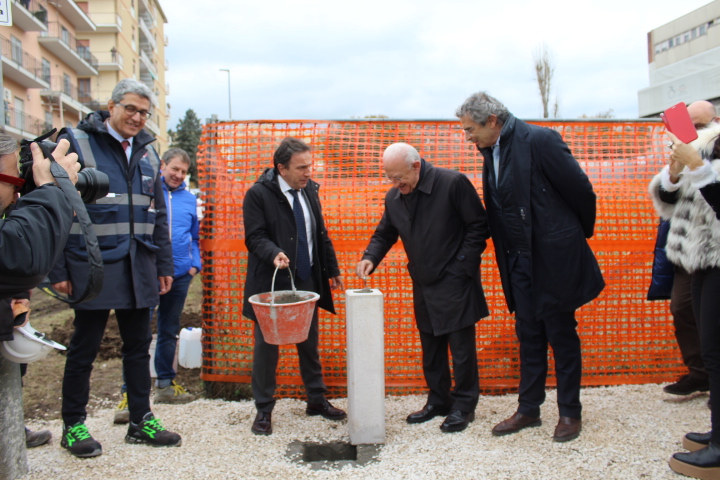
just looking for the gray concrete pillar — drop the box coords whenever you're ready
[0,356,27,480]
[345,288,385,445]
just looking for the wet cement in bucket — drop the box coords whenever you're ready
[271,293,309,304]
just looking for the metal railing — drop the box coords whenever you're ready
[0,34,45,80]
[94,50,124,68]
[3,106,46,137]
[41,22,98,69]
[13,0,49,26]
[43,75,83,102]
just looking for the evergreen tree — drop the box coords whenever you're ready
[171,109,202,185]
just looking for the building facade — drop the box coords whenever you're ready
[638,0,720,117]
[1,0,169,152]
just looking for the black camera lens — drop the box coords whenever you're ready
[75,168,110,203]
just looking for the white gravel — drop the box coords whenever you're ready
[23,383,709,480]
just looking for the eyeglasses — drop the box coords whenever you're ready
[0,173,25,192]
[116,103,152,119]
[385,166,413,184]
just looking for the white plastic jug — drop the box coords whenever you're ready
[148,334,179,377]
[178,327,202,368]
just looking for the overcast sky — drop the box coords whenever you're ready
[163,0,713,127]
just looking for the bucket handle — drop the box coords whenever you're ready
[270,266,297,307]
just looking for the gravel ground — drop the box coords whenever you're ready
[22,383,709,480]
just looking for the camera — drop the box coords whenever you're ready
[18,138,110,203]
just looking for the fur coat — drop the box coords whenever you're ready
[649,123,720,273]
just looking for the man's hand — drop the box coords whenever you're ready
[159,276,173,295]
[31,139,81,187]
[273,252,290,269]
[330,275,344,290]
[355,259,374,278]
[52,281,73,296]
[189,267,199,276]
[669,131,704,172]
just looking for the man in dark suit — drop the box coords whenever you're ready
[356,142,489,433]
[242,137,345,435]
[456,91,604,442]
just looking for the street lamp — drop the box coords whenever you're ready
[219,69,232,120]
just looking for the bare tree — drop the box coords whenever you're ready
[534,43,555,118]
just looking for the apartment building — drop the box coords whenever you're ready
[1,0,169,152]
[638,0,720,117]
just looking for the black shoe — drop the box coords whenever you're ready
[61,422,102,458]
[125,413,181,447]
[26,427,52,448]
[664,374,710,395]
[306,400,346,420]
[684,432,712,452]
[670,442,720,478]
[251,411,272,435]
[440,410,475,433]
[406,404,451,424]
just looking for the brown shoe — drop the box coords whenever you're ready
[492,411,541,436]
[306,400,347,420]
[251,411,272,435]
[553,416,581,442]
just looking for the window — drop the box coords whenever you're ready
[10,36,22,65]
[44,111,53,132]
[63,74,72,97]
[77,39,90,62]
[700,25,707,35]
[61,26,70,45]
[78,78,91,103]
[41,58,51,83]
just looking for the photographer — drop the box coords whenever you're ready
[0,130,79,477]
[0,132,80,338]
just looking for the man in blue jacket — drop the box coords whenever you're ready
[153,148,201,403]
[49,79,181,457]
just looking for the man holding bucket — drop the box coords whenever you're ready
[243,137,345,435]
[356,142,490,433]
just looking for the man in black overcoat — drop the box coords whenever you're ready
[356,142,490,433]
[242,137,345,435]
[457,91,605,442]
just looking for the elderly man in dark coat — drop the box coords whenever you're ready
[356,142,490,433]
[457,91,605,442]
[242,137,345,436]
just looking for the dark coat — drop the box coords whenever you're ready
[0,185,74,340]
[647,219,673,300]
[49,111,173,310]
[480,115,604,315]
[242,168,340,321]
[362,160,490,336]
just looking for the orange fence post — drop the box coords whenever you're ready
[196,119,679,398]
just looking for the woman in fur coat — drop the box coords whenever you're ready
[652,125,720,480]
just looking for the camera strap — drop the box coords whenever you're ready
[38,156,104,304]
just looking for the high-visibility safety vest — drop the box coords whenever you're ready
[62,127,162,263]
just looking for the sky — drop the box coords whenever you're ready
[163,0,714,127]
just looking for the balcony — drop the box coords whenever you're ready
[88,12,122,33]
[0,34,49,89]
[144,117,160,136]
[10,0,48,32]
[138,15,157,53]
[95,50,123,71]
[51,0,95,32]
[40,75,93,117]
[139,49,157,79]
[3,106,47,139]
[38,22,98,76]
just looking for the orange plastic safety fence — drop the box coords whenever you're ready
[196,119,676,397]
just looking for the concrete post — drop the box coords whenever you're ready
[0,356,27,480]
[345,288,385,445]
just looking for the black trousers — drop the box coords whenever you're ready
[510,255,582,419]
[62,308,152,426]
[418,324,479,413]
[691,267,720,443]
[251,274,327,412]
[672,266,707,380]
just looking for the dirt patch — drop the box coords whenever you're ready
[22,278,206,421]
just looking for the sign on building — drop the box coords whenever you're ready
[0,0,12,27]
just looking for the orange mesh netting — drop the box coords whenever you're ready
[197,119,676,397]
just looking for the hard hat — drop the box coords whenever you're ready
[0,323,66,364]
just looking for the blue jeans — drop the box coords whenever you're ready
[154,272,194,385]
